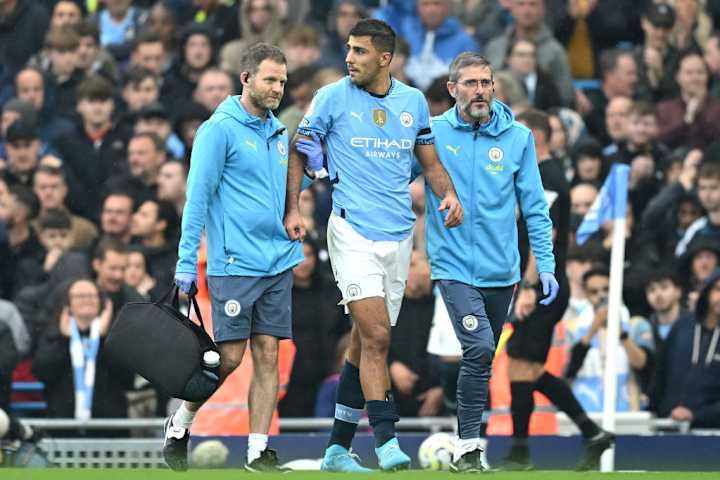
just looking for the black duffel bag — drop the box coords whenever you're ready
[104,286,220,402]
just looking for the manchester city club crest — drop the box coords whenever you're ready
[347,284,362,298]
[462,315,478,331]
[400,111,414,127]
[277,142,286,156]
[224,299,241,317]
[373,109,387,127]
[488,146,504,162]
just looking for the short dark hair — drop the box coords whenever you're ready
[131,131,165,152]
[644,269,681,290]
[582,266,610,286]
[132,31,164,52]
[449,52,492,82]
[162,158,188,178]
[699,161,720,181]
[395,36,410,58]
[102,190,135,211]
[349,19,396,55]
[93,236,128,261]
[629,100,655,117]
[676,48,707,75]
[123,66,159,88]
[599,49,634,79]
[9,184,40,219]
[516,108,551,142]
[34,165,68,184]
[572,139,604,163]
[74,20,100,42]
[240,43,286,78]
[77,75,114,101]
[154,199,180,242]
[425,74,453,103]
[39,208,72,231]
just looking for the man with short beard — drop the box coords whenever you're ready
[426,53,562,472]
[169,44,306,473]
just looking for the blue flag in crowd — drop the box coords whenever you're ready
[576,163,630,245]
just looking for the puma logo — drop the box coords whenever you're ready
[245,140,257,151]
[446,145,460,156]
[350,111,363,121]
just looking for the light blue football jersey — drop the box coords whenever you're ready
[298,76,434,241]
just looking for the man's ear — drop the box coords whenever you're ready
[92,258,101,274]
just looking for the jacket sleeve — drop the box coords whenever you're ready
[640,182,685,231]
[657,101,689,148]
[565,341,590,381]
[692,401,720,428]
[176,120,228,274]
[514,133,556,275]
[548,45,575,106]
[32,325,70,383]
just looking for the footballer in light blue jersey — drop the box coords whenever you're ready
[284,19,463,473]
[297,76,434,241]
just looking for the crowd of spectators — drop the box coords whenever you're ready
[0,0,719,434]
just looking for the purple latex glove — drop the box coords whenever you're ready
[296,133,324,172]
[539,271,559,305]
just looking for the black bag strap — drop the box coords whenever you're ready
[159,284,207,332]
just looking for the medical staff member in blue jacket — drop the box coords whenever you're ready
[425,52,559,473]
[166,44,302,473]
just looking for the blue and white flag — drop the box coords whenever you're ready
[576,164,630,245]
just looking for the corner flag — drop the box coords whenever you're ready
[576,164,630,245]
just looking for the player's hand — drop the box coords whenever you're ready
[175,272,197,295]
[284,209,306,241]
[296,133,324,172]
[514,287,537,320]
[538,272,559,305]
[438,194,463,227]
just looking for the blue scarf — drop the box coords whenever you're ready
[70,318,101,420]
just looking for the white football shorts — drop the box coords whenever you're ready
[326,212,413,326]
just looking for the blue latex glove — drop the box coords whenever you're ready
[539,272,559,305]
[175,272,197,295]
[296,133,324,172]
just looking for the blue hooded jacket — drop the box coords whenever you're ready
[654,270,720,426]
[176,96,303,277]
[424,100,555,287]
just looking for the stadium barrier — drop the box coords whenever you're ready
[24,412,689,434]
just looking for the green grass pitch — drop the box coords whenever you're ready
[2,470,718,480]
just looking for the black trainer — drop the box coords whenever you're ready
[576,430,616,471]
[450,449,485,474]
[163,416,190,471]
[244,448,291,472]
[498,447,534,471]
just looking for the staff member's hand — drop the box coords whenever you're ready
[439,194,463,227]
[284,210,306,241]
[175,272,197,295]
[539,272,559,305]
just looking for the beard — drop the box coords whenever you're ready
[459,96,492,122]
[248,87,280,112]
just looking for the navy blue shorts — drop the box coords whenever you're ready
[207,270,293,342]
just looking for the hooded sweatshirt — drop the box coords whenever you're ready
[424,100,554,287]
[653,270,720,427]
[176,96,303,277]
